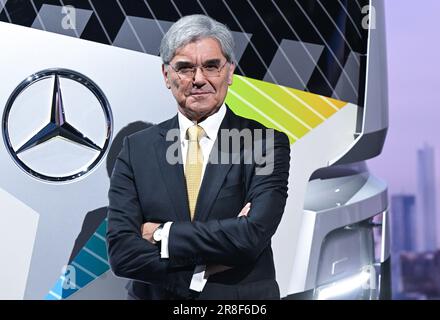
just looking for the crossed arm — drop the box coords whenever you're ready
[141,202,251,242]
[107,131,290,283]
[141,202,251,276]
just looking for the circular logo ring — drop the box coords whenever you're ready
[2,68,113,182]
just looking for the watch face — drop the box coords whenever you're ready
[153,228,162,242]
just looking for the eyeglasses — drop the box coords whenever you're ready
[169,60,229,79]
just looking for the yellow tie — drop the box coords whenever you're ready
[185,125,204,221]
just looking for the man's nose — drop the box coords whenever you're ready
[193,67,207,85]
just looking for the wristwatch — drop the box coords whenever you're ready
[152,223,164,243]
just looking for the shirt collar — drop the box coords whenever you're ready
[178,104,226,141]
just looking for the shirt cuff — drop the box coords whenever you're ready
[189,265,208,292]
[160,222,173,259]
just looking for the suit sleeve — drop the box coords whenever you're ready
[168,130,290,266]
[106,136,170,283]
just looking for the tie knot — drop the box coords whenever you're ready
[187,125,205,142]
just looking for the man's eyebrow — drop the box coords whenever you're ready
[202,59,221,65]
[173,61,193,68]
[172,59,222,68]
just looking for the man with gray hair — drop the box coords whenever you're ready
[107,14,290,300]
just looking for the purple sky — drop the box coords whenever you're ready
[368,0,440,196]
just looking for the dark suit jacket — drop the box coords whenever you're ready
[107,106,290,299]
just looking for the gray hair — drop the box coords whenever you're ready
[160,14,235,64]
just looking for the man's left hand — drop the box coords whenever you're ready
[142,222,161,243]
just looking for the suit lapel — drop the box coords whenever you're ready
[194,107,240,222]
[154,115,191,222]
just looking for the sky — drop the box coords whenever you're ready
[368,0,440,196]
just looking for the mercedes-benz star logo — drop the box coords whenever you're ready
[2,69,113,182]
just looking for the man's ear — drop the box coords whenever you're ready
[162,64,171,89]
[227,62,236,86]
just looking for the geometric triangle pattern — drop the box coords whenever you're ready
[45,219,109,300]
[226,75,348,144]
[263,39,324,92]
[1,0,368,105]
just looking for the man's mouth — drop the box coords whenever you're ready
[190,91,212,96]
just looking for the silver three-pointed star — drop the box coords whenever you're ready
[16,75,102,154]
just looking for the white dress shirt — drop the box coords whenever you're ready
[160,104,226,292]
